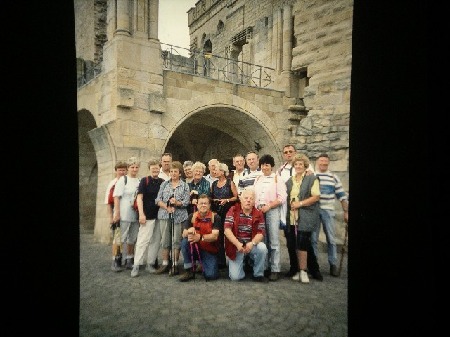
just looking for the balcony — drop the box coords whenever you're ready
[161,43,274,88]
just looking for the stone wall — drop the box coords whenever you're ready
[76,0,352,246]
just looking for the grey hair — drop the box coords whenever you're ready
[192,161,206,173]
[218,162,229,176]
[127,156,140,167]
[183,160,194,168]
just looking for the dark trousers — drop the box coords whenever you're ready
[284,225,299,273]
[217,212,226,267]
[285,226,321,274]
[297,231,320,274]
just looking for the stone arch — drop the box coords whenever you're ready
[162,97,286,169]
[78,109,98,232]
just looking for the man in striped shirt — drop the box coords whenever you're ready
[312,153,349,277]
[236,151,262,198]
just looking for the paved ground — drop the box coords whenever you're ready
[80,229,348,337]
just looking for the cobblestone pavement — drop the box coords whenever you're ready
[80,229,348,337]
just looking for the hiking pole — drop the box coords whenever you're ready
[337,223,348,277]
[168,211,173,273]
[190,241,202,281]
[171,210,176,275]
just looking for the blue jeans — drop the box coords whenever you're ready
[312,209,337,266]
[180,238,218,280]
[263,207,281,272]
[228,242,268,281]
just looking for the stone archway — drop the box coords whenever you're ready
[164,104,283,170]
[78,109,97,232]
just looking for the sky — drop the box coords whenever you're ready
[159,0,197,56]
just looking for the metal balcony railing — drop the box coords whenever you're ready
[161,43,274,88]
[76,43,275,89]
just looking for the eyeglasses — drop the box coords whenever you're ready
[283,150,294,154]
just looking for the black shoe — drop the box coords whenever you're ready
[310,270,324,281]
[252,276,269,283]
[264,269,271,277]
[284,270,298,277]
[179,269,194,282]
[111,258,122,272]
[169,267,179,276]
[269,272,279,281]
[155,264,170,274]
[125,258,134,270]
[330,264,339,277]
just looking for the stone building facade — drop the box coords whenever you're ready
[76,0,352,245]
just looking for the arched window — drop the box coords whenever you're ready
[217,20,224,34]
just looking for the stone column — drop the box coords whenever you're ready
[115,0,131,36]
[282,4,293,96]
[149,0,158,40]
[272,8,282,72]
[107,0,116,41]
[227,44,241,84]
[282,4,292,73]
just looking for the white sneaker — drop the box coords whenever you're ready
[146,264,156,274]
[300,270,310,283]
[292,272,300,281]
[131,265,140,277]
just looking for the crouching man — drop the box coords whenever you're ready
[224,188,269,282]
[179,194,221,281]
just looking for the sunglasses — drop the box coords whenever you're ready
[283,150,294,154]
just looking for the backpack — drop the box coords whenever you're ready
[107,182,116,205]
[191,210,215,225]
[123,175,144,212]
[191,211,219,254]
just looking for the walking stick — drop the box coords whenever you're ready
[190,242,203,281]
[170,212,176,275]
[337,223,348,277]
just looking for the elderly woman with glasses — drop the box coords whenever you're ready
[182,160,194,183]
[187,161,211,214]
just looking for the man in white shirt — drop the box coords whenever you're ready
[230,153,246,189]
[158,153,172,181]
[205,158,219,184]
[277,144,314,183]
[237,151,263,198]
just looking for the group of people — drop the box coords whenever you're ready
[105,146,349,284]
